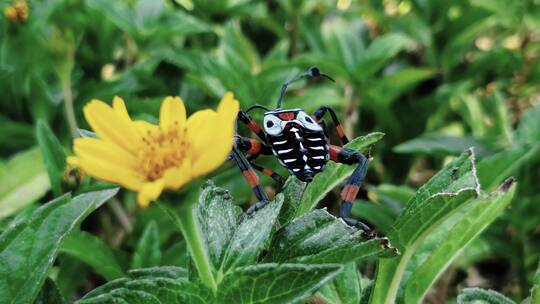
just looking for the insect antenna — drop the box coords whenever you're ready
[276,67,335,109]
[245,104,272,113]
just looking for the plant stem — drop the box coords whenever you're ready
[60,75,79,139]
[176,203,217,293]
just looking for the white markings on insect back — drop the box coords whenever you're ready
[307,137,321,141]
[284,158,296,163]
[309,146,325,150]
[274,140,287,145]
[291,128,306,150]
[277,148,293,154]
[313,156,325,160]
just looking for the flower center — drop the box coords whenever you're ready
[137,126,187,181]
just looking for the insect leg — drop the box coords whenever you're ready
[237,110,268,143]
[234,136,285,187]
[234,136,272,160]
[230,145,270,215]
[249,162,285,188]
[329,145,374,237]
[312,106,349,145]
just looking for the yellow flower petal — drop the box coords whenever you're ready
[83,99,142,153]
[186,109,219,154]
[77,154,144,191]
[133,120,159,137]
[73,137,144,190]
[137,179,165,208]
[188,93,239,175]
[112,96,131,121]
[192,135,233,176]
[217,92,240,121]
[163,161,192,189]
[159,96,186,133]
[73,137,138,169]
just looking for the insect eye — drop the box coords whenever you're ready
[305,116,313,123]
[266,121,274,128]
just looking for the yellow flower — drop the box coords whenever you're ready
[4,0,28,23]
[69,93,239,207]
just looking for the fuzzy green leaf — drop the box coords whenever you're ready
[296,133,384,216]
[0,188,118,303]
[267,209,396,264]
[196,184,242,270]
[278,177,306,226]
[36,120,66,197]
[220,194,283,272]
[61,231,124,281]
[217,263,342,304]
[131,221,162,269]
[77,267,211,304]
[318,263,361,304]
[457,288,516,304]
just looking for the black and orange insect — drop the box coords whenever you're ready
[231,67,372,236]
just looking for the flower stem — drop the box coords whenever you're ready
[176,203,217,293]
[60,75,79,139]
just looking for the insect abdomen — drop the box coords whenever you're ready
[269,127,328,182]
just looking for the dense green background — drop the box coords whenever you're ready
[0,0,539,303]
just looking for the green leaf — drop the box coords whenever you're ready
[296,133,385,216]
[195,184,242,270]
[370,184,415,208]
[131,221,162,269]
[87,0,137,35]
[351,201,397,234]
[365,68,435,107]
[0,148,50,219]
[220,194,283,272]
[267,209,396,264]
[371,149,480,304]
[60,231,124,281]
[532,261,540,303]
[457,287,516,304]
[0,115,34,151]
[217,263,342,304]
[394,133,492,157]
[35,277,66,304]
[403,180,516,303]
[77,267,212,304]
[277,177,306,225]
[355,33,413,80]
[318,263,361,304]
[36,119,66,197]
[56,256,90,300]
[517,103,540,145]
[0,188,118,303]
[476,145,540,190]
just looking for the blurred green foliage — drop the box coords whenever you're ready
[0,0,539,302]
